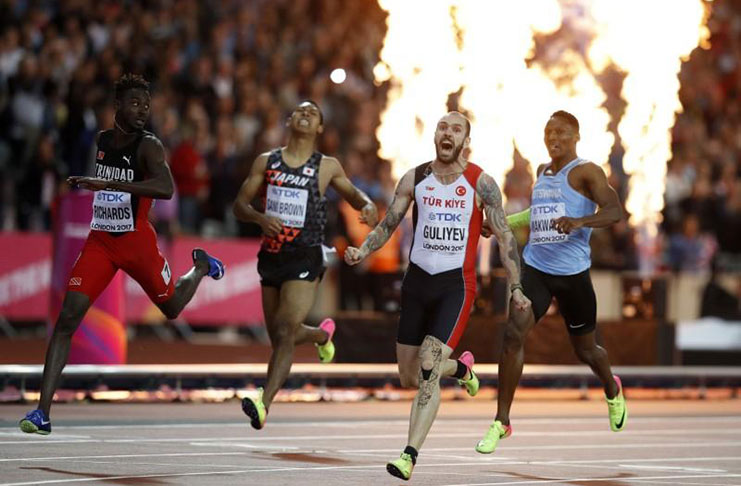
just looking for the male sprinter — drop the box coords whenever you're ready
[234,101,377,429]
[345,111,530,480]
[476,110,627,454]
[20,74,224,435]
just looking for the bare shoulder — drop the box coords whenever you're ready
[253,151,273,169]
[141,133,164,151]
[573,161,607,180]
[397,168,416,194]
[321,155,342,174]
[536,163,548,176]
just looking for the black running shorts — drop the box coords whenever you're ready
[522,263,596,335]
[257,246,325,288]
[397,263,476,349]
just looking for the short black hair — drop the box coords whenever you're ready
[550,110,579,132]
[114,73,150,101]
[301,99,323,124]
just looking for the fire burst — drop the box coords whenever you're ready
[375,0,711,243]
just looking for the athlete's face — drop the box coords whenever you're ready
[434,113,470,164]
[288,102,323,135]
[116,89,151,131]
[544,116,579,161]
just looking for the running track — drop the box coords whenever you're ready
[1,399,740,485]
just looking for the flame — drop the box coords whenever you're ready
[374,0,463,180]
[589,0,712,232]
[375,0,711,241]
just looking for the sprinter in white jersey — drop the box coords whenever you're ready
[475,111,628,455]
[345,112,530,481]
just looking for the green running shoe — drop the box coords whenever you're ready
[475,420,512,454]
[315,318,336,364]
[606,375,627,432]
[241,387,267,430]
[456,351,479,397]
[386,452,414,480]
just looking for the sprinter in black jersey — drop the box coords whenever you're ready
[234,101,378,429]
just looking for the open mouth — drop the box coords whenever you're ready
[299,119,310,127]
[440,140,454,151]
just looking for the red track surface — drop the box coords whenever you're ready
[1,399,740,485]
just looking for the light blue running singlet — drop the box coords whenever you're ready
[522,157,598,276]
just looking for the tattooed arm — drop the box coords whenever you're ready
[344,169,414,265]
[476,172,531,311]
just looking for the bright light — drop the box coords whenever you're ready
[375,0,712,240]
[330,68,347,84]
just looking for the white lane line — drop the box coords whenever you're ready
[536,456,741,465]
[0,432,91,439]
[0,462,520,486]
[74,428,741,443]
[189,442,299,450]
[620,465,727,473]
[3,415,740,431]
[338,441,741,453]
[0,452,249,463]
[441,473,741,486]
[4,466,741,486]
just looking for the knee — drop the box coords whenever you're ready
[574,345,599,364]
[55,306,86,336]
[418,337,443,382]
[502,324,525,354]
[271,319,296,345]
[399,373,419,389]
[162,307,179,320]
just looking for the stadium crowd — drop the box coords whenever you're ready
[0,0,738,284]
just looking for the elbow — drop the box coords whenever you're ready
[159,180,175,200]
[232,202,246,222]
[613,206,624,224]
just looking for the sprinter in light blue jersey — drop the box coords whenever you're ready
[476,111,628,455]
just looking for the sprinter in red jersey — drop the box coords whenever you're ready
[20,74,225,435]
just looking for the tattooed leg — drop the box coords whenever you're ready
[407,335,453,450]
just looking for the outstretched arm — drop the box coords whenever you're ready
[476,172,530,311]
[327,157,378,227]
[232,153,283,238]
[68,136,175,199]
[344,170,414,265]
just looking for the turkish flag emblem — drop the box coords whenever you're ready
[455,185,466,196]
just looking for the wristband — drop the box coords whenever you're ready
[510,283,523,293]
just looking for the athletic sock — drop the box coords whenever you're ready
[453,359,468,379]
[403,445,418,465]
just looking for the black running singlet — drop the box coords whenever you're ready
[261,148,327,253]
[91,130,153,233]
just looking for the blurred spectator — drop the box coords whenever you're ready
[0,0,737,280]
[667,213,717,273]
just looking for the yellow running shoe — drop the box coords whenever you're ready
[456,351,479,397]
[316,318,336,364]
[475,420,512,454]
[386,452,414,481]
[241,387,267,430]
[606,375,627,432]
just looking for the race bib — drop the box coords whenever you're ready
[265,184,308,228]
[418,209,468,254]
[91,190,135,232]
[529,202,568,245]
